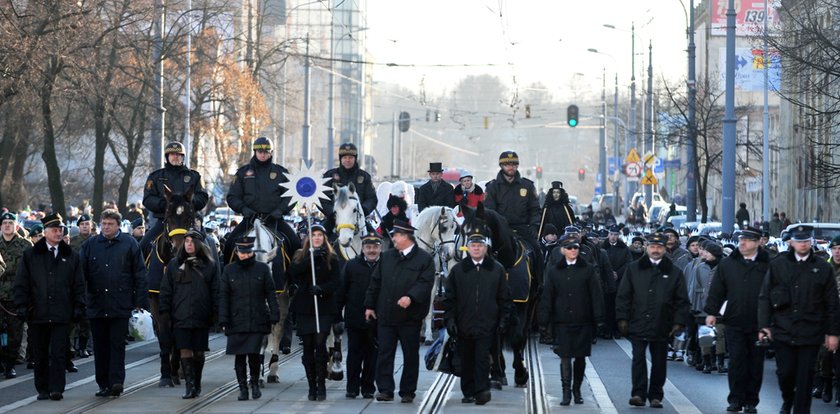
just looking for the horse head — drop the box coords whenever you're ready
[163,184,195,251]
[334,184,365,247]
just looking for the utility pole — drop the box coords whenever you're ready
[627,23,637,205]
[687,0,698,221]
[600,67,607,198]
[183,0,192,166]
[302,34,312,168]
[645,41,653,209]
[151,0,166,170]
[722,0,737,232]
[614,73,620,213]
[761,0,771,226]
[326,3,336,169]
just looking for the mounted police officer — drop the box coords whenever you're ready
[0,211,33,379]
[140,141,209,253]
[223,136,301,265]
[321,143,377,236]
[416,162,455,212]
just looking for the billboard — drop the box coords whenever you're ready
[718,47,782,92]
[710,0,781,36]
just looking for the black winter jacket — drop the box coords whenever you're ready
[484,171,540,234]
[615,255,691,342]
[364,245,435,326]
[703,248,769,331]
[337,255,379,330]
[227,156,291,218]
[219,258,279,334]
[80,232,148,319]
[758,250,840,345]
[443,258,511,337]
[14,239,85,324]
[539,258,604,327]
[160,257,219,329]
[143,163,209,218]
[416,180,455,211]
[322,164,377,217]
[602,239,633,282]
[288,251,340,317]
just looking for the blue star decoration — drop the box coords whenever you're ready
[280,163,331,209]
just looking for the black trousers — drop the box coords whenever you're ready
[376,323,421,398]
[222,215,301,265]
[347,327,377,395]
[90,318,129,389]
[774,341,819,414]
[725,327,765,406]
[29,323,71,394]
[630,339,668,402]
[458,335,493,398]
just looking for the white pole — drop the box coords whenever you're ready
[307,207,320,333]
[761,0,770,224]
[183,0,192,166]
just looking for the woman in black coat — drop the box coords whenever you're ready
[288,224,339,401]
[160,230,219,399]
[539,235,604,406]
[219,236,279,401]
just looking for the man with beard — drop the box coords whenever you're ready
[602,225,633,337]
[538,181,575,238]
[661,228,690,268]
[321,143,377,236]
[616,233,691,408]
[416,163,454,212]
[629,235,646,261]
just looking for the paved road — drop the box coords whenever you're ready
[1,334,838,413]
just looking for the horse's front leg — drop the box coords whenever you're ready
[423,273,439,345]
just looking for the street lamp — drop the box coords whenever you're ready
[588,48,621,214]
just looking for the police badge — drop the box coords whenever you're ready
[357,175,364,184]
[270,172,277,180]
[520,188,527,197]
[183,176,191,183]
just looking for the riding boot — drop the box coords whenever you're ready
[316,354,328,401]
[193,354,205,397]
[171,354,181,385]
[267,354,280,383]
[716,354,728,374]
[303,358,317,401]
[180,358,196,399]
[572,358,585,404]
[560,359,572,406]
[513,357,528,387]
[248,356,262,399]
[702,354,713,374]
[158,353,174,387]
[813,376,824,398]
[235,359,249,401]
[823,378,833,403]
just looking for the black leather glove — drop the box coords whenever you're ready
[312,248,326,258]
[288,284,299,297]
[618,320,629,336]
[16,308,28,322]
[309,285,324,297]
[219,322,229,331]
[73,309,85,323]
[333,321,345,336]
[445,318,458,338]
[497,319,509,335]
[158,312,171,326]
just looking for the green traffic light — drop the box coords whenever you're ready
[568,119,577,127]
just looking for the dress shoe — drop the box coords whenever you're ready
[362,392,375,399]
[649,399,663,408]
[95,388,111,397]
[779,401,792,414]
[26,362,35,369]
[49,392,63,401]
[489,380,502,390]
[726,403,743,412]
[475,391,491,405]
[375,392,393,401]
[345,392,358,399]
[743,405,757,414]
[66,362,78,373]
[111,383,123,396]
[400,395,414,403]
[461,396,476,403]
[281,346,291,355]
[36,392,50,400]
[4,368,16,379]
[629,396,646,406]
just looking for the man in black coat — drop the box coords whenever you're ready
[443,228,511,406]
[416,162,455,212]
[337,233,382,399]
[364,220,435,403]
[224,137,301,264]
[602,225,633,337]
[13,213,85,401]
[79,209,148,397]
[321,143,378,235]
[704,227,769,414]
[616,233,691,408]
[758,225,840,414]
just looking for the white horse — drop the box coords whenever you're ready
[376,180,418,221]
[412,206,459,344]
[333,184,367,262]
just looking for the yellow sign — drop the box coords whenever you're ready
[625,148,641,163]
[641,169,658,185]
[643,153,656,167]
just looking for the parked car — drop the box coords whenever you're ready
[781,222,840,243]
[592,193,621,213]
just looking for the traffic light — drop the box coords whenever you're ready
[578,168,585,181]
[399,111,410,132]
[535,166,542,179]
[525,104,531,119]
[567,104,579,127]
[425,109,431,122]
[435,111,441,122]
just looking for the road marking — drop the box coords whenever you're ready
[615,338,703,414]
[586,356,618,414]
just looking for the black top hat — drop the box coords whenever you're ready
[551,181,563,189]
[427,162,444,173]
[789,225,813,242]
[41,213,65,229]
[389,219,416,235]
[362,233,383,245]
[236,236,256,253]
[735,226,762,240]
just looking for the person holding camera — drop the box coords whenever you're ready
[704,227,769,413]
[758,225,840,414]
[288,224,339,401]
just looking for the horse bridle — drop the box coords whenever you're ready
[417,210,457,262]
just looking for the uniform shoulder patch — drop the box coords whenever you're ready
[146,180,153,190]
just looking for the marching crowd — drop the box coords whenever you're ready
[0,139,838,414]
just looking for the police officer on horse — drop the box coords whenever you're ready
[223,136,301,264]
[140,142,209,253]
[320,143,377,236]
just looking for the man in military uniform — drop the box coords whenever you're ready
[69,214,93,252]
[28,225,44,245]
[68,215,93,363]
[223,136,301,264]
[321,143,377,236]
[416,162,454,212]
[140,141,209,253]
[0,212,33,378]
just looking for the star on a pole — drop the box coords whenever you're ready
[279,162,331,209]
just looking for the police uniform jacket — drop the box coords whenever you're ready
[416,180,455,211]
[615,255,691,342]
[219,258,279,334]
[0,234,33,302]
[80,231,148,318]
[484,170,540,234]
[322,164,377,217]
[443,257,511,337]
[704,248,769,331]
[13,239,85,324]
[364,245,435,326]
[288,251,339,317]
[227,156,291,218]
[159,257,219,329]
[337,255,379,330]
[758,249,840,345]
[143,164,209,219]
[602,239,634,281]
[539,258,604,327]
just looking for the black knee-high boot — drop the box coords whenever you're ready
[560,358,572,406]
[572,358,585,404]
[248,354,262,399]
[303,355,317,401]
[235,356,249,401]
[171,353,181,385]
[316,353,328,401]
[159,353,174,387]
[180,358,196,399]
[193,353,205,397]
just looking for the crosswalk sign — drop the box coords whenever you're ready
[625,148,641,164]
[640,169,658,185]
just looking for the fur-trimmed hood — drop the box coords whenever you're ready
[459,257,497,273]
[386,194,408,211]
[727,246,770,263]
[638,254,674,274]
[555,257,589,270]
[32,237,73,256]
[453,183,483,195]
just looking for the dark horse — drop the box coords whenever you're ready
[459,201,540,387]
[143,186,196,387]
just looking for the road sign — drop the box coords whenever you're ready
[625,148,641,163]
[608,157,619,175]
[745,177,761,193]
[640,169,658,185]
[653,157,664,178]
[624,162,642,177]
[643,152,656,167]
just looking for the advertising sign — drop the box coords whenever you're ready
[718,47,782,92]
[710,0,781,36]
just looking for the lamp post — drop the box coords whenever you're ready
[722,0,737,232]
[687,0,698,221]
[762,0,770,225]
[588,48,621,212]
